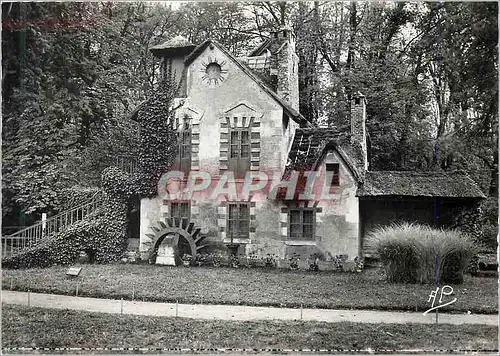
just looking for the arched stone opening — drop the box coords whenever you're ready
[145,218,206,266]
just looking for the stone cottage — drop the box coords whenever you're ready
[134,28,485,266]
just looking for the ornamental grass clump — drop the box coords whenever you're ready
[368,222,475,284]
[368,223,420,283]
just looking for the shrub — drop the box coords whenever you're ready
[289,253,300,270]
[354,256,364,272]
[367,223,475,284]
[3,168,129,269]
[56,186,100,212]
[369,224,419,283]
[307,254,321,271]
[478,197,498,251]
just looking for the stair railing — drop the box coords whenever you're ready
[113,155,138,175]
[2,191,104,258]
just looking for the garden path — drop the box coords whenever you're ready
[2,290,497,326]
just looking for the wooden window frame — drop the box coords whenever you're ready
[177,123,192,175]
[326,163,340,186]
[227,202,250,240]
[228,126,250,178]
[287,208,316,241]
[170,201,191,225]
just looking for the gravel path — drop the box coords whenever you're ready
[2,290,497,325]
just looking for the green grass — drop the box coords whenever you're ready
[2,263,497,314]
[2,305,497,351]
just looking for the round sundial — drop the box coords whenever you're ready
[200,57,228,86]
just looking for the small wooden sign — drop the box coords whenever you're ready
[66,267,82,277]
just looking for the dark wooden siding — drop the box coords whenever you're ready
[360,197,479,257]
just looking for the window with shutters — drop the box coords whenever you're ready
[288,208,315,240]
[228,128,250,179]
[177,123,191,175]
[170,201,190,226]
[227,203,250,240]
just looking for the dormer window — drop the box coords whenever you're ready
[326,163,340,186]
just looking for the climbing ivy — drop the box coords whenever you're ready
[3,76,182,269]
[56,186,101,212]
[127,77,180,198]
[3,167,129,269]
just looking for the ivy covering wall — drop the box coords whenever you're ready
[3,167,128,269]
[127,77,179,198]
[3,78,180,269]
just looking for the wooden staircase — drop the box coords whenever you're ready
[1,191,104,258]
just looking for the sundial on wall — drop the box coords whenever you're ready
[200,57,228,86]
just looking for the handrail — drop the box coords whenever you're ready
[112,155,138,175]
[2,152,140,259]
[5,191,103,238]
[2,191,104,257]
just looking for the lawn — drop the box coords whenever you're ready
[2,263,497,314]
[2,305,497,351]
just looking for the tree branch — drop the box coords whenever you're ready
[217,27,268,38]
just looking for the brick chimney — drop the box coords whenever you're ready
[269,26,300,111]
[350,92,368,172]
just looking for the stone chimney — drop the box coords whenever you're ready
[350,92,368,171]
[269,27,300,111]
[150,35,196,97]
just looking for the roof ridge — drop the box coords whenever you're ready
[248,38,272,57]
[184,39,311,127]
[366,169,472,176]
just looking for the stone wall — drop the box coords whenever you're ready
[276,150,360,262]
[139,41,361,265]
[139,43,288,258]
[139,196,163,257]
[281,114,299,169]
[350,94,368,172]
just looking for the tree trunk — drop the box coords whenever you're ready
[488,150,498,196]
[347,1,357,71]
[346,1,357,98]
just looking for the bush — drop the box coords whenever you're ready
[367,223,475,284]
[3,168,129,269]
[2,209,128,269]
[56,186,101,212]
[478,197,498,251]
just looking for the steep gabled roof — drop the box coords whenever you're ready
[285,128,486,200]
[247,38,272,57]
[273,127,360,201]
[184,39,312,127]
[150,36,196,57]
[285,127,361,180]
[358,171,486,198]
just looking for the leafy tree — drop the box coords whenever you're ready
[2,1,496,236]
[2,2,174,221]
